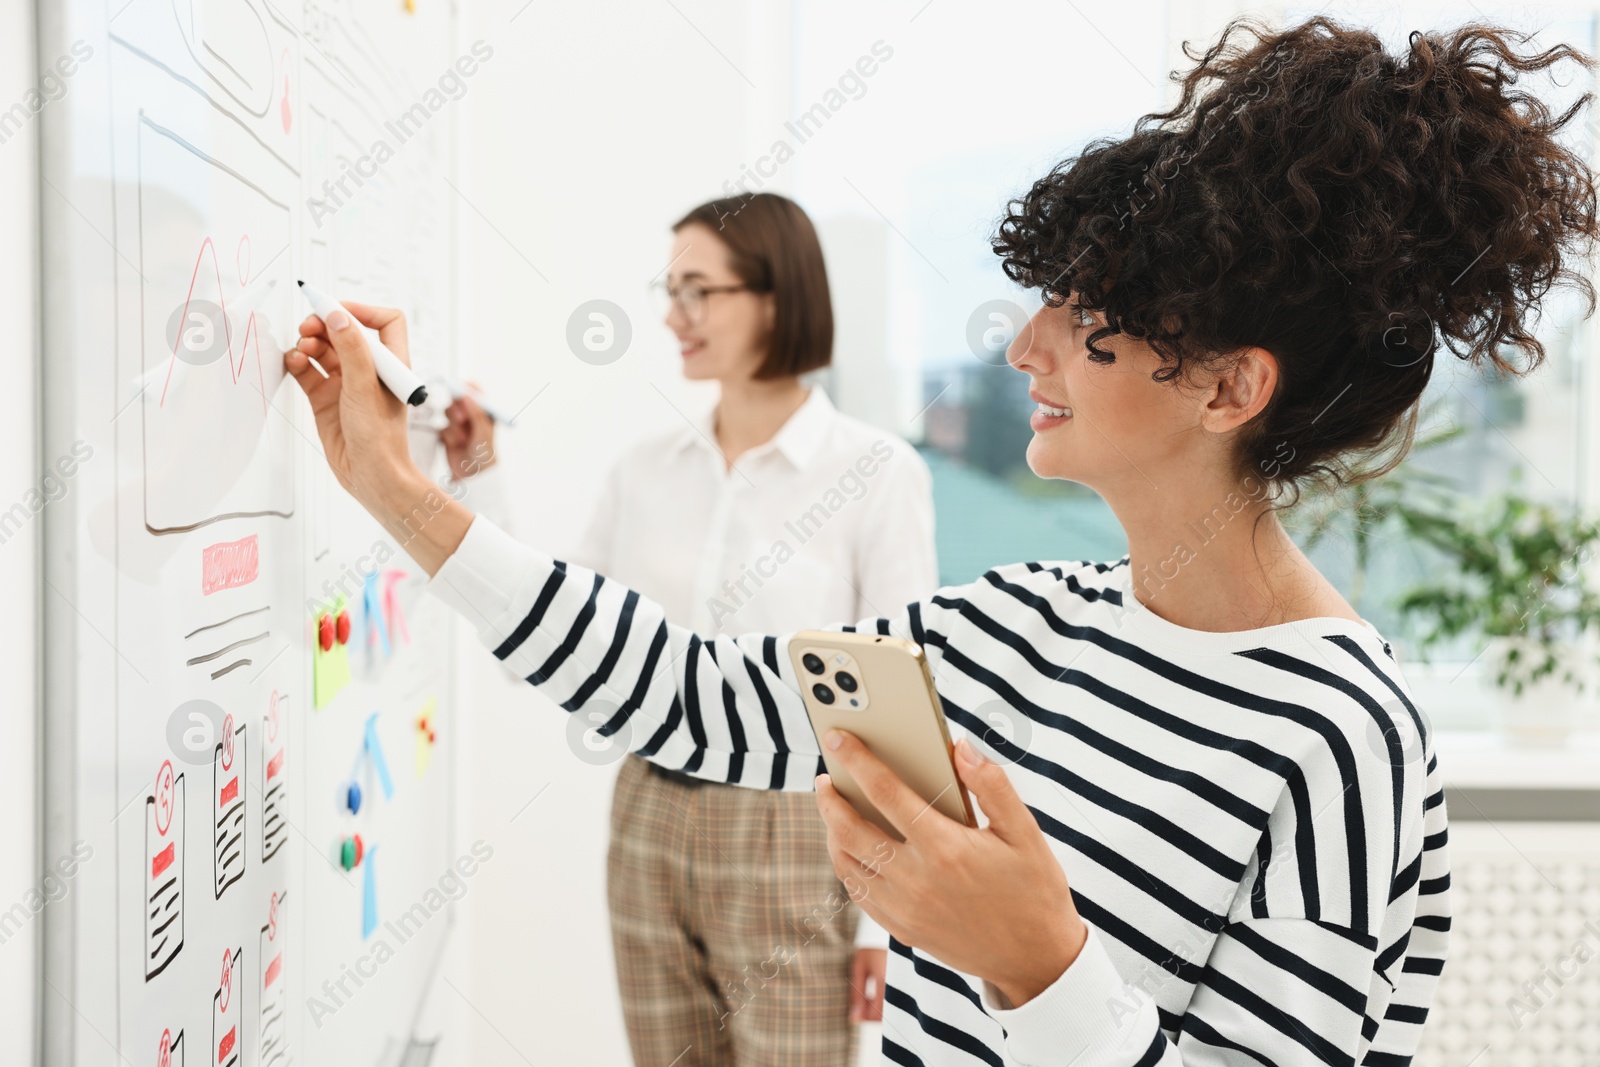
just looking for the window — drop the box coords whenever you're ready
[791,0,1167,579]
[792,1,1599,729]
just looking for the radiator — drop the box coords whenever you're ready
[1414,821,1600,1067]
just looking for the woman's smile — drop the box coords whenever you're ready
[1026,386,1073,431]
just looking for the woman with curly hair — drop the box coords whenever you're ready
[286,16,1596,1065]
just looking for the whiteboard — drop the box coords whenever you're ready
[39,1,464,1064]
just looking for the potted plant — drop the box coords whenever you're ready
[1394,486,1600,744]
[1290,421,1462,613]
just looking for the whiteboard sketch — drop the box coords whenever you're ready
[145,760,185,981]
[40,0,464,1061]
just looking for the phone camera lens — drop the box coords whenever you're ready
[834,671,858,693]
[802,653,826,675]
[812,683,835,705]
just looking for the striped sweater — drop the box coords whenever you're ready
[431,515,1450,1066]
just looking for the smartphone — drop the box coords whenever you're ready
[789,630,976,840]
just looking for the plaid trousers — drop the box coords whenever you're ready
[607,754,861,1066]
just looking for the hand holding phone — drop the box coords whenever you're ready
[790,631,974,840]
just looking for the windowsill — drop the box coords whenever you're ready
[1435,730,1600,791]
[1405,658,1600,796]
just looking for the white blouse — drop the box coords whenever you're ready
[566,387,937,636]
[563,385,939,949]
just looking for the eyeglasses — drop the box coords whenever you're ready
[651,280,751,324]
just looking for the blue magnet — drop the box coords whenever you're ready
[346,781,362,814]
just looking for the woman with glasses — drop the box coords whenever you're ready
[284,16,1600,1062]
[446,192,937,1063]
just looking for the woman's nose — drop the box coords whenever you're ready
[1007,308,1045,373]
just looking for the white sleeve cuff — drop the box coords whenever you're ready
[978,924,1159,1067]
[853,910,891,950]
[427,513,558,650]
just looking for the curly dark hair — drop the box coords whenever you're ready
[993,17,1599,489]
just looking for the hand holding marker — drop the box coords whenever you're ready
[438,376,516,426]
[297,280,429,406]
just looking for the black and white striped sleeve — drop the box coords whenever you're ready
[428,513,963,791]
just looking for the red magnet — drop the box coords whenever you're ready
[335,609,352,645]
[318,613,334,652]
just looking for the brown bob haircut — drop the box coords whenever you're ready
[673,192,834,379]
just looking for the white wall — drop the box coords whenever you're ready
[0,0,40,1056]
[453,2,793,1062]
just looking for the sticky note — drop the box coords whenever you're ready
[383,570,411,648]
[415,696,436,779]
[313,596,351,709]
[362,571,390,658]
[364,713,394,801]
[361,848,377,939]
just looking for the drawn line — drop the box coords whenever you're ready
[185,606,271,640]
[211,658,253,679]
[147,510,293,536]
[187,632,270,666]
[202,40,254,91]
[139,113,292,209]
[109,35,300,178]
[158,236,261,409]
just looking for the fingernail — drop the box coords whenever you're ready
[957,738,987,766]
[825,729,843,750]
[326,308,352,331]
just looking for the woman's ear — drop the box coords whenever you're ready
[1200,347,1278,434]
